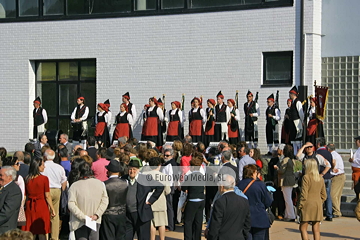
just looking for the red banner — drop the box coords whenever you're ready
[315,86,329,121]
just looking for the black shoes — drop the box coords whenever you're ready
[333,215,341,218]
[325,217,332,221]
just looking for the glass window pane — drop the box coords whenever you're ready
[93,0,131,13]
[189,0,261,8]
[37,83,57,117]
[161,0,184,9]
[80,82,96,117]
[37,62,56,81]
[19,0,39,16]
[59,84,77,115]
[0,0,16,18]
[43,0,64,15]
[46,118,57,131]
[59,118,73,139]
[67,0,88,15]
[80,60,96,80]
[135,0,156,11]
[59,62,78,81]
[266,56,291,80]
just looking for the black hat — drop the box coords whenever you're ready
[34,96,41,104]
[128,160,141,168]
[122,92,130,100]
[104,99,110,106]
[267,94,275,101]
[106,160,121,173]
[246,90,253,97]
[157,98,163,105]
[106,148,114,160]
[216,91,224,99]
[355,136,360,141]
[289,86,298,95]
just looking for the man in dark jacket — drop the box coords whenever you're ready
[100,160,128,240]
[207,174,251,240]
[0,166,22,234]
[122,160,164,240]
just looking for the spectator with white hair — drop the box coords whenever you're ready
[59,133,72,156]
[42,149,67,240]
[206,174,251,240]
[0,166,22,234]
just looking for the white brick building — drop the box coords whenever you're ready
[0,0,322,152]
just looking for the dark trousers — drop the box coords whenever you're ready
[205,186,217,221]
[214,124,225,142]
[248,227,269,240]
[271,186,285,217]
[99,214,126,240]
[166,194,175,231]
[183,201,205,240]
[125,211,150,240]
[172,189,180,224]
[75,224,100,240]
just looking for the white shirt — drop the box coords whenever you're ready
[188,107,206,124]
[228,107,241,121]
[42,160,67,188]
[295,99,304,122]
[116,111,134,128]
[308,106,316,121]
[35,107,48,124]
[95,111,111,127]
[16,175,25,201]
[167,109,185,127]
[330,150,345,175]
[127,102,137,121]
[352,147,360,168]
[298,153,331,168]
[266,105,281,121]
[147,106,164,121]
[70,105,89,121]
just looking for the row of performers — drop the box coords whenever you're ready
[33,88,323,151]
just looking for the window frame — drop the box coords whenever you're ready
[262,51,293,87]
[35,59,96,137]
[0,0,293,22]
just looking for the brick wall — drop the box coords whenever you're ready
[0,0,308,152]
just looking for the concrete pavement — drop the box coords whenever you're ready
[160,217,359,240]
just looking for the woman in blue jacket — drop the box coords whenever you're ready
[237,164,273,240]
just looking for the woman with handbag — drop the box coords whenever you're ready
[274,144,296,221]
[237,164,273,240]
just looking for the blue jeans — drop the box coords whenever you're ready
[324,179,333,218]
[247,227,269,240]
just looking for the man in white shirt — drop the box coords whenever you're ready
[328,143,345,218]
[42,149,67,240]
[349,136,360,198]
[33,96,48,139]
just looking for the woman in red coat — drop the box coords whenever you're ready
[113,103,134,141]
[23,158,55,240]
[188,97,206,143]
[204,99,216,147]
[142,97,164,146]
[166,101,184,141]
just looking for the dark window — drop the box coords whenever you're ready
[0,0,16,18]
[36,59,96,138]
[189,0,262,9]
[19,0,39,16]
[135,0,157,11]
[161,0,184,9]
[263,51,293,86]
[43,0,64,15]
[1,0,292,20]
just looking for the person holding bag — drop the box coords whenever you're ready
[274,144,296,221]
[237,164,273,240]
